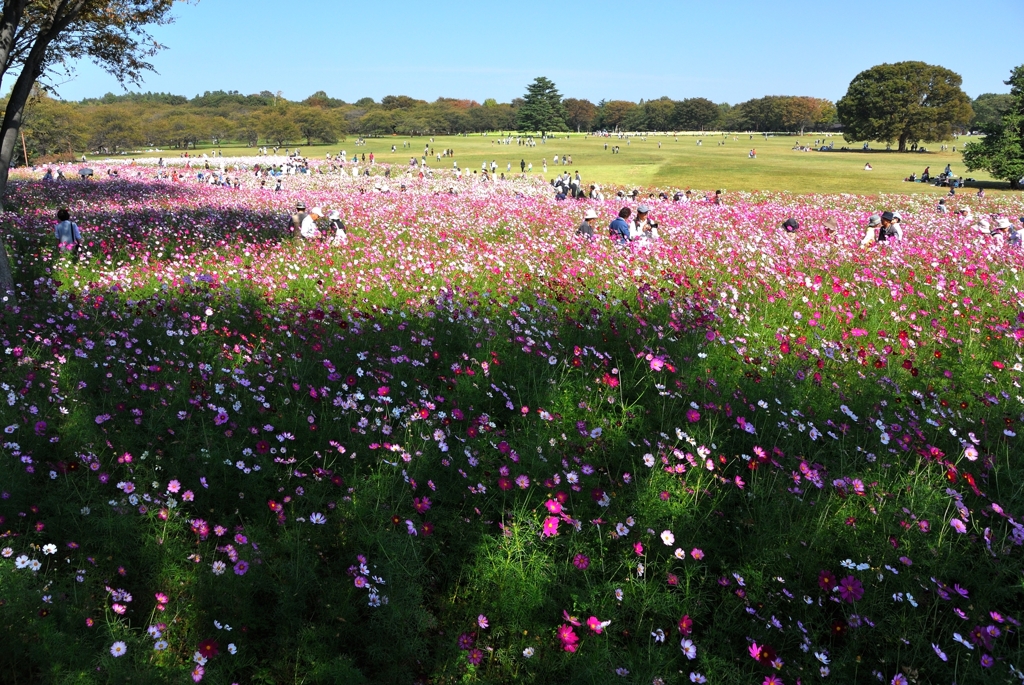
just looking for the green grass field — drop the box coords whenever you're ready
[121,131,1006,196]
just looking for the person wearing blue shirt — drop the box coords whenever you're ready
[54,208,82,254]
[609,207,632,244]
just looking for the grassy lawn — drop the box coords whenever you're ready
[117,131,1006,196]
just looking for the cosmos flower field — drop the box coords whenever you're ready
[2,162,1024,685]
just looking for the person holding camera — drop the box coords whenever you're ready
[632,204,659,240]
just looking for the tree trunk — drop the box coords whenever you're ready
[0,64,38,300]
[0,4,80,301]
[898,133,908,152]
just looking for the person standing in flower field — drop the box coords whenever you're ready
[54,208,82,257]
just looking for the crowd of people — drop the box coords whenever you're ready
[41,151,1019,256]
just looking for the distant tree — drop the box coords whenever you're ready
[622,103,648,131]
[516,76,567,135]
[23,90,85,158]
[597,100,637,131]
[303,90,346,108]
[381,95,421,111]
[235,114,261,147]
[644,97,675,131]
[673,97,720,131]
[971,93,1013,130]
[468,104,508,133]
[295,108,337,145]
[162,112,208,149]
[259,109,300,146]
[837,62,973,152]
[357,109,394,135]
[88,106,143,153]
[80,91,186,106]
[563,97,596,132]
[718,103,746,131]
[206,116,233,146]
[738,96,788,132]
[816,100,838,130]
[783,97,834,135]
[354,97,376,107]
[963,65,1024,189]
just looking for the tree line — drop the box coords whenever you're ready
[17,81,1007,163]
[13,89,844,161]
[18,88,840,159]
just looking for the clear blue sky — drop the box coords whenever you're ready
[40,0,1024,104]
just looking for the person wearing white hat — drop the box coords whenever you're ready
[991,216,1013,234]
[328,210,347,245]
[300,207,322,239]
[576,209,599,238]
[989,216,1013,244]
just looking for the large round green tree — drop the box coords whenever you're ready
[837,62,973,152]
[516,76,568,136]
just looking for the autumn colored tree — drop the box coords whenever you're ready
[562,98,596,132]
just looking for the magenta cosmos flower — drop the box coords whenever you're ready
[837,575,864,603]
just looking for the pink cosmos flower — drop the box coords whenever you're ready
[478,614,488,629]
[556,624,579,652]
[573,554,590,570]
[542,516,559,537]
